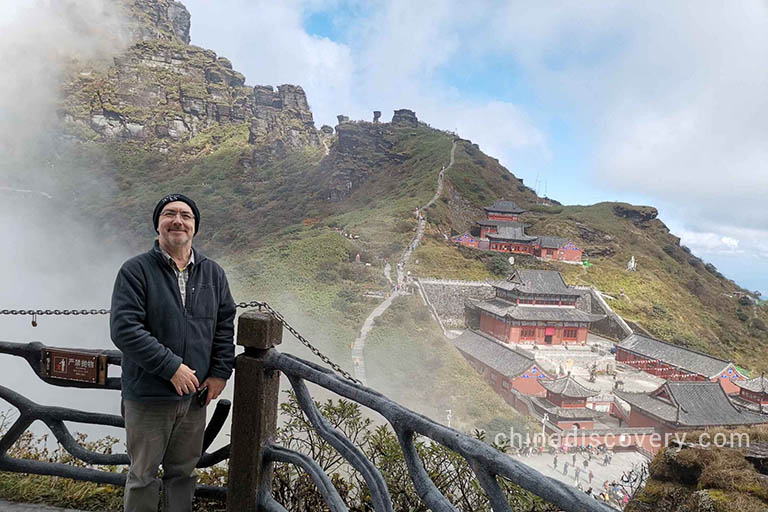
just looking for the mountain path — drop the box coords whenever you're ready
[351,140,456,384]
[0,186,53,199]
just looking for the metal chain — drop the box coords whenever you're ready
[235,301,361,385]
[1,302,360,385]
[0,309,110,316]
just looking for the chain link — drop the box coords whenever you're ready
[235,301,361,385]
[1,301,360,385]
[0,309,110,316]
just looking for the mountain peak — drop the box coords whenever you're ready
[60,0,319,154]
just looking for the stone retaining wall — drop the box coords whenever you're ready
[573,286,633,341]
[417,278,495,327]
[418,278,633,339]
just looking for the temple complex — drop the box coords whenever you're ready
[452,200,583,262]
[465,270,604,345]
[616,333,746,393]
[531,375,604,430]
[453,329,551,397]
[615,381,768,431]
[731,373,768,412]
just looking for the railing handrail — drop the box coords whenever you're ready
[0,310,617,511]
[228,311,616,512]
[0,340,230,500]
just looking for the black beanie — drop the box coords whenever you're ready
[153,193,200,234]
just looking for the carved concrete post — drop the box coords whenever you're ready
[227,311,282,511]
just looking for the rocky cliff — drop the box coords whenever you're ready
[60,0,319,155]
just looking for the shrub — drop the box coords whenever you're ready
[750,318,767,332]
[736,310,749,322]
[662,245,675,256]
[486,254,510,277]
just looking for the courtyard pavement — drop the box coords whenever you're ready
[511,449,649,506]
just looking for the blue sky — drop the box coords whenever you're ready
[182,0,768,295]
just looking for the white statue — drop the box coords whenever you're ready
[627,255,637,272]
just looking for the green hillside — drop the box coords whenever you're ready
[30,0,767,429]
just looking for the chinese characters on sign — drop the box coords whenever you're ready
[42,349,107,385]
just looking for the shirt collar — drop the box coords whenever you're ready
[158,244,195,271]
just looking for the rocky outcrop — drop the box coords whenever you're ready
[61,0,319,154]
[119,0,192,44]
[318,121,407,201]
[626,440,768,512]
[166,1,191,43]
[392,109,418,126]
[613,204,659,225]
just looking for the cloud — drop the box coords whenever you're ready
[678,229,741,255]
[182,0,355,128]
[182,0,549,164]
[181,0,768,289]
[486,1,768,229]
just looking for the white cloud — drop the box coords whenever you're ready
[678,229,741,255]
[486,1,768,229]
[181,0,768,289]
[182,0,549,162]
[183,0,355,127]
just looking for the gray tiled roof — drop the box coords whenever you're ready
[495,269,579,295]
[540,375,600,398]
[735,375,768,394]
[486,225,538,241]
[730,395,767,413]
[529,397,605,419]
[506,306,604,322]
[484,200,525,214]
[477,219,530,228]
[618,334,732,378]
[537,235,569,249]
[468,299,603,323]
[453,329,539,378]
[615,381,768,427]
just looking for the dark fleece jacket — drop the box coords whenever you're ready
[110,241,236,401]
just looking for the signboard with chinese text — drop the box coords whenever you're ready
[42,349,107,385]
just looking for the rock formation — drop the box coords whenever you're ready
[61,0,319,153]
[319,121,407,201]
[613,204,659,225]
[392,109,418,127]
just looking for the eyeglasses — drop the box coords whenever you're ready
[160,210,195,221]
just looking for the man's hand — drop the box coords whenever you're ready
[170,363,198,396]
[199,376,226,406]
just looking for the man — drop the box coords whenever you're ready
[110,193,236,512]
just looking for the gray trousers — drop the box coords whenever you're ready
[121,398,206,512]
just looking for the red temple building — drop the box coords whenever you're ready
[453,329,551,397]
[465,270,604,345]
[731,373,768,413]
[616,333,746,393]
[452,200,583,262]
[529,375,604,430]
[615,381,768,434]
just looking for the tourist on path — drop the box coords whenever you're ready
[553,455,558,469]
[111,194,236,512]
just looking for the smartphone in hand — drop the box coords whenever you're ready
[195,385,209,407]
